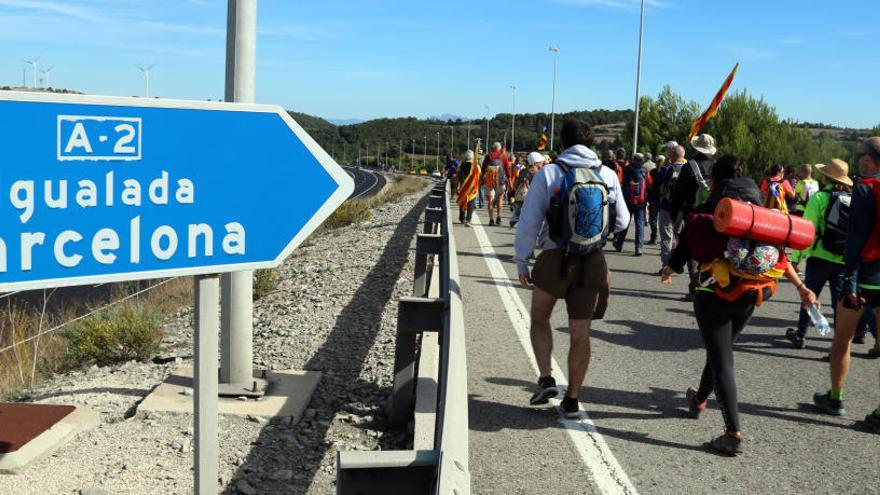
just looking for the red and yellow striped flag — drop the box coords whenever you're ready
[688,63,739,142]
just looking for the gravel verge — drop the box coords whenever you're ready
[0,183,432,495]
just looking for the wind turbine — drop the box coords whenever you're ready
[22,57,39,88]
[41,66,54,89]
[136,64,156,98]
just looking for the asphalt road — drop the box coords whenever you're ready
[456,208,879,494]
[344,166,386,199]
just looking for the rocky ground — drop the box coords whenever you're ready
[0,183,431,495]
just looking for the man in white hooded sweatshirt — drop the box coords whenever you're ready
[514,120,630,418]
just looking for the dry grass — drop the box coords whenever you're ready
[317,174,429,233]
[0,278,191,400]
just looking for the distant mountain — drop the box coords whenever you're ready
[428,113,466,122]
[327,118,364,126]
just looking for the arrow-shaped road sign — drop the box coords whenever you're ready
[0,91,354,291]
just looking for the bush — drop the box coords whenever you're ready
[321,199,373,230]
[253,269,279,300]
[64,306,163,367]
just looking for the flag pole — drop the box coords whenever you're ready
[632,0,645,155]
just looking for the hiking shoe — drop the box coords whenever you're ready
[813,391,846,416]
[634,251,643,257]
[706,433,743,456]
[559,396,581,419]
[864,410,880,434]
[529,376,559,405]
[786,328,806,349]
[853,331,867,345]
[686,386,707,419]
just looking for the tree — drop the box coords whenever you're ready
[621,85,700,155]
[872,124,880,137]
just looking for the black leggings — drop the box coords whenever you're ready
[693,291,757,433]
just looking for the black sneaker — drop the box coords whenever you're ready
[559,396,580,419]
[785,328,806,349]
[495,216,502,225]
[706,433,743,456]
[854,331,867,344]
[529,376,558,405]
[488,218,495,226]
[634,251,643,257]
[813,390,846,416]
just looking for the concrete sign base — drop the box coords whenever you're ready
[139,366,321,421]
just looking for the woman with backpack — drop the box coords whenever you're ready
[661,155,818,456]
[613,153,649,256]
[760,164,796,214]
[786,159,878,352]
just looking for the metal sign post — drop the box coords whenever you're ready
[220,0,258,398]
[194,274,220,494]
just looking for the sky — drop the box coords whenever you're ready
[0,0,877,128]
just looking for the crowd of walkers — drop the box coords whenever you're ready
[449,119,880,456]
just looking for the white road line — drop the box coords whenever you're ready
[469,216,639,495]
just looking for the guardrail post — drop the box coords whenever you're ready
[424,206,444,234]
[413,234,442,298]
[428,194,444,210]
[389,297,445,427]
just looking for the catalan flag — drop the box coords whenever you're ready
[537,125,549,151]
[688,63,740,142]
[457,141,482,210]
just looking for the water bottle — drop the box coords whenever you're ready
[807,304,831,336]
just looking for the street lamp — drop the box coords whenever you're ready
[510,85,517,154]
[549,46,559,152]
[398,139,403,170]
[435,132,440,172]
[411,138,415,170]
[448,125,455,157]
[633,0,646,154]
[484,105,490,153]
[466,120,471,152]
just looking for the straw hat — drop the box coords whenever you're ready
[815,158,853,187]
[690,134,717,156]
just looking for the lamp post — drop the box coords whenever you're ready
[342,142,346,164]
[633,0,646,154]
[448,125,455,157]
[549,46,559,152]
[411,138,415,170]
[398,139,403,170]
[436,132,440,172]
[510,85,517,154]
[466,120,471,152]
[484,105,490,152]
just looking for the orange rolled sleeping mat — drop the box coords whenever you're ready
[714,198,815,250]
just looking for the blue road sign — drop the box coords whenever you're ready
[0,91,354,291]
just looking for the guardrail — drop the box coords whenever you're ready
[337,181,470,494]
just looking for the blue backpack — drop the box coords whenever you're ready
[548,164,610,256]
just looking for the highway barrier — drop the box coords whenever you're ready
[337,180,470,494]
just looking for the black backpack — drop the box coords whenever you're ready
[821,190,851,256]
